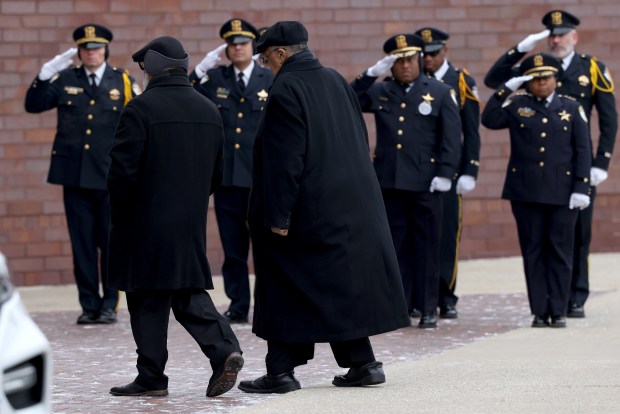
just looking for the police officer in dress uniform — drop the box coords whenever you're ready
[415,27,482,320]
[189,19,274,323]
[351,34,462,329]
[484,10,618,318]
[24,24,140,325]
[482,54,591,328]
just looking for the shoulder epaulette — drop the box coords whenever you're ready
[588,55,614,94]
[558,94,577,101]
[514,90,529,96]
[457,68,480,107]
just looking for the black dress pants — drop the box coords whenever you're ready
[570,186,596,307]
[265,337,376,375]
[214,186,251,316]
[126,288,241,389]
[511,201,578,317]
[63,186,118,313]
[438,186,462,308]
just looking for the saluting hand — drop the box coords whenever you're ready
[517,29,550,53]
[505,75,533,91]
[366,55,397,78]
[195,43,227,78]
[39,47,77,81]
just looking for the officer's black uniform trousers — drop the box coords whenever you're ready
[439,186,462,308]
[125,288,241,389]
[63,186,117,313]
[265,338,376,375]
[382,189,443,314]
[511,201,578,317]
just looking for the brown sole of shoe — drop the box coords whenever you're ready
[206,353,244,397]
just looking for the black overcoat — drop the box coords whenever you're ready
[107,72,224,291]
[248,51,410,343]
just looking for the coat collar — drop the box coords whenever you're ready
[144,70,192,91]
[276,50,322,78]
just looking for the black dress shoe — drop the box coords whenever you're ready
[206,352,244,397]
[97,309,117,324]
[418,313,438,329]
[238,371,301,394]
[110,381,168,396]
[550,316,566,328]
[77,312,99,325]
[224,310,249,324]
[332,361,385,387]
[409,308,422,318]
[531,315,549,328]
[439,304,458,319]
[567,303,585,318]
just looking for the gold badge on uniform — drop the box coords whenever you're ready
[419,92,434,115]
[257,89,268,102]
[558,110,571,121]
[109,88,121,100]
[517,107,535,117]
[578,75,590,87]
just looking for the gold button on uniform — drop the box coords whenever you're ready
[557,81,563,87]
[542,118,548,123]
[540,132,546,138]
[240,97,245,103]
[398,116,404,122]
[237,112,243,119]
[400,102,406,108]
[84,144,90,150]
[235,127,241,134]
[89,100,95,106]
[396,143,402,149]
[430,158,435,163]
[234,143,240,149]
[87,114,93,120]
[85,129,92,135]
[397,129,403,136]
[520,123,525,128]
[539,147,545,152]
[539,161,544,167]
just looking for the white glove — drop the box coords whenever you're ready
[429,176,452,193]
[39,48,77,81]
[456,175,476,194]
[590,167,608,187]
[516,29,550,53]
[505,75,533,91]
[569,193,590,210]
[367,55,398,78]
[195,43,227,78]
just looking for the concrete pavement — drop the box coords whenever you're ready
[17,253,620,413]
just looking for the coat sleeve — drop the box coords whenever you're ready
[261,82,307,229]
[350,72,379,112]
[24,76,60,113]
[460,74,482,177]
[590,60,618,170]
[572,104,593,195]
[484,46,525,89]
[107,104,147,225]
[436,89,462,179]
[481,85,513,130]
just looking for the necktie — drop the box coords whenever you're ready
[89,73,98,95]
[400,82,409,94]
[237,72,245,91]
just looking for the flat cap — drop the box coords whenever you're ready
[542,10,580,35]
[414,27,449,53]
[73,24,113,49]
[256,21,308,53]
[132,36,189,74]
[383,34,424,58]
[519,53,562,78]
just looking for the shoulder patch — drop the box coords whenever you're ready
[579,105,588,123]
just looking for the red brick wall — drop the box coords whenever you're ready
[1,1,619,285]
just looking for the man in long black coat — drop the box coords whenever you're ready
[107,36,243,398]
[238,21,410,394]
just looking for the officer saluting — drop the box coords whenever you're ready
[25,24,139,325]
[415,27,482,320]
[484,10,618,318]
[482,54,591,328]
[351,34,462,329]
[190,19,273,324]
